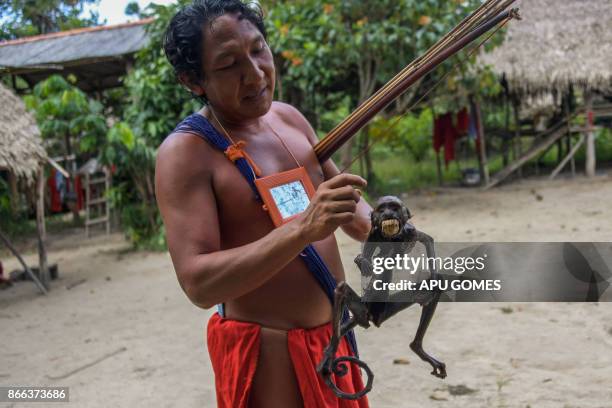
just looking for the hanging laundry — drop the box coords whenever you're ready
[433,115,445,153]
[456,107,470,136]
[47,169,63,213]
[47,169,85,212]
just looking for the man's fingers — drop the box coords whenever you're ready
[329,200,357,214]
[332,212,356,225]
[324,173,367,190]
[329,185,362,202]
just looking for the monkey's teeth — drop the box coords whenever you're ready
[381,219,400,236]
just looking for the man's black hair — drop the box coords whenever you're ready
[163,0,266,91]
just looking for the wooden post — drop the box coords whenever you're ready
[473,98,489,186]
[105,169,111,235]
[36,166,49,286]
[8,171,19,216]
[502,95,510,166]
[430,102,442,186]
[584,89,596,177]
[512,99,523,178]
[564,92,576,177]
[85,173,90,238]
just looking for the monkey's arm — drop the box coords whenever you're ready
[354,230,380,277]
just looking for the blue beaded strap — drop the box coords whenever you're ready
[173,113,358,356]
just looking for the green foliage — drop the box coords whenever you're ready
[24,75,107,156]
[0,0,100,40]
[361,147,505,197]
[265,0,491,128]
[99,1,197,249]
[369,109,434,162]
[0,177,35,239]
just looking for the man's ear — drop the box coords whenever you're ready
[178,72,206,98]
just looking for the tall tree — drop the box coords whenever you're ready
[265,0,485,174]
[0,0,100,40]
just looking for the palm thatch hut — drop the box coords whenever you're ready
[481,0,612,96]
[0,82,47,183]
[480,0,612,184]
[0,82,49,293]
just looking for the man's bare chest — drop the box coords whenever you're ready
[209,128,325,244]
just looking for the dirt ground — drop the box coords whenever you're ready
[2,174,612,408]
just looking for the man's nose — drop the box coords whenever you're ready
[242,57,265,85]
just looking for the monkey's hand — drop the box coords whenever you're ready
[354,254,374,277]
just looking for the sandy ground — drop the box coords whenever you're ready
[2,174,612,408]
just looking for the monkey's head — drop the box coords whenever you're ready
[371,196,412,239]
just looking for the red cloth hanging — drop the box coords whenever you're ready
[47,169,62,213]
[433,112,465,167]
[456,108,469,136]
[433,116,445,153]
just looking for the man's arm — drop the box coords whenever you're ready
[274,102,372,242]
[156,132,366,309]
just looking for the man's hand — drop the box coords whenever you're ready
[296,173,367,242]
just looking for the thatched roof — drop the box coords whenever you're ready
[481,0,612,96]
[0,19,152,92]
[0,82,47,182]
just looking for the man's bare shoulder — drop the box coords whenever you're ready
[270,101,318,145]
[156,131,217,183]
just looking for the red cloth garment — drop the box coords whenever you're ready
[433,113,459,166]
[439,113,458,166]
[456,108,469,136]
[47,169,62,213]
[207,313,369,408]
[432,116,445,153]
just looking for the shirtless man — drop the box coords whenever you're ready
[156,1,372,407]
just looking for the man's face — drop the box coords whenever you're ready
[199,13,275,122]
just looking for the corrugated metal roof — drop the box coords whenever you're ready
[0,19,152,69]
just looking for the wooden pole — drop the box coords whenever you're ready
[503,94,510,166]
[430,102,443,186]
[549,135,585,180]
[105,169,111,235]
[8,171,19,216]
[564,92,576,177]
[85,173,90,238]
[512,99,523,178]
[36,166,49,286]
[0,229,47,294]
[584,89,596,178]
[473,98,490,186]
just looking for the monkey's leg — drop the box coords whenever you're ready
[410,291,446,378]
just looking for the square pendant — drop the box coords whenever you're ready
[254,166,316,227]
